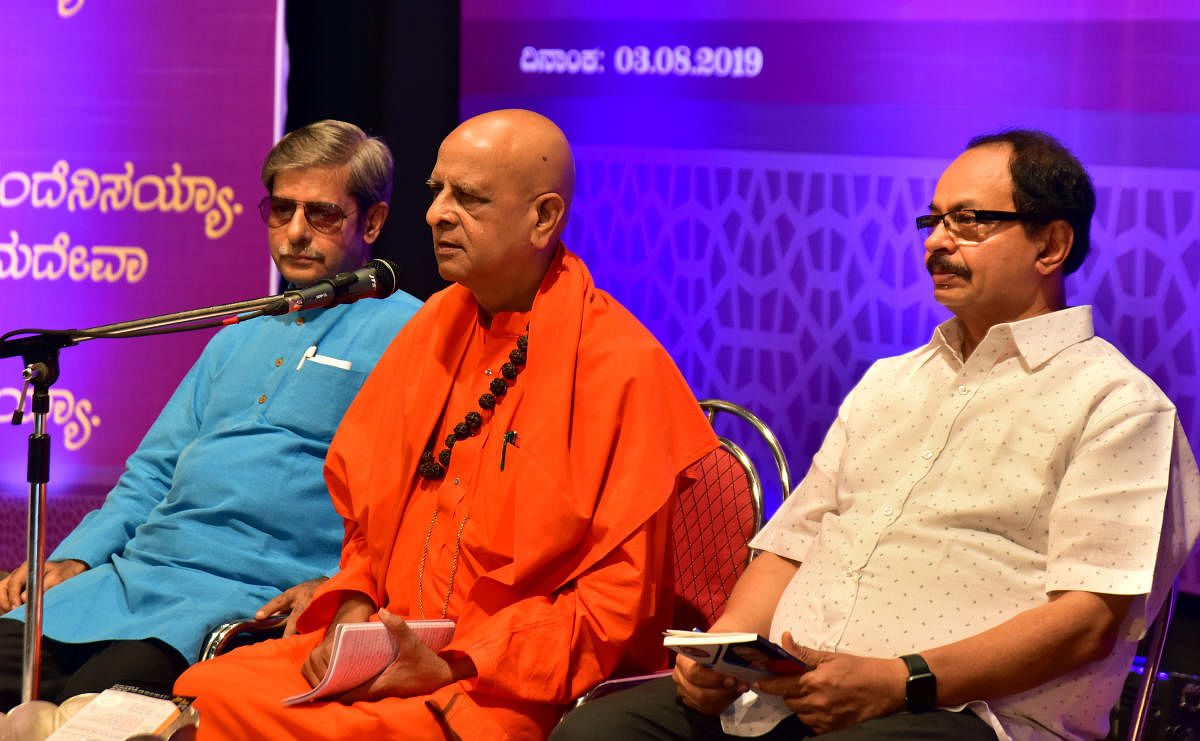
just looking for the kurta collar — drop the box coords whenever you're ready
[479,308,532,338]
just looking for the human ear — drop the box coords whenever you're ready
[1035,220,1073,275]
[530,193,566,249]
[362,202,389,244]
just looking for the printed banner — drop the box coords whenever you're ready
[0,2,278,564]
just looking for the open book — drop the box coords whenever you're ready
[47,685,193,741]
[663,630,811,683]
[282,618,455,705]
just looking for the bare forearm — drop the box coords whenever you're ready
[329,591,376,627]
[755,590,1133,733]
[675,550,800,718]
[922,591,1131,706]
[302,590,378,686]
[710,551,799,635]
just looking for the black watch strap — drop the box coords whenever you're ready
[899,653,937,712]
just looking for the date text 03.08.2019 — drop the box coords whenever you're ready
[519,45,764,78]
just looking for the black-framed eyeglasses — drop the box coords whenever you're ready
[915,209,1032,242]
[258,196,355,235]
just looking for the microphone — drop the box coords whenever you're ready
[277,258,401,313]
[0,258,405,346]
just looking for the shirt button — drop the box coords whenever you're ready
[882,505,894,516]
[274,358,283,367]
[257,394,267,404]
[453,477,461,485]
[484,369,493,376]
[958,385,968,395]
[921,450,933,460]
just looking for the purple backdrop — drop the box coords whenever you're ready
[461,1,1200,592]
[0,2,278,567]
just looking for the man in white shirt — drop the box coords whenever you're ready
[552,130,1200,740]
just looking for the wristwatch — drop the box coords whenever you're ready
[899,653,937,712]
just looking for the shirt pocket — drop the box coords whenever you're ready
[934,427,1057,537]
[987,427,1058,534]
[263,359,367,442]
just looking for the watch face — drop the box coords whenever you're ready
[906,672,937,711]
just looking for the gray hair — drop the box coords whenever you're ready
[261,120,394,219]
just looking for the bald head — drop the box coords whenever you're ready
[426,109,576,316]
[447,109,575,215]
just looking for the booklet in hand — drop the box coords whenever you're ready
[663,630,811,683]
[282,618,455,705]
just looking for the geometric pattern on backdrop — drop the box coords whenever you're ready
[566,145,1200,592]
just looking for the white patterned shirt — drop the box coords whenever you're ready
[723,306,1200,740]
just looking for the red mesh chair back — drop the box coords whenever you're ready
[669,400,790,630]
[568,402,784,709]
[671,440,762,630]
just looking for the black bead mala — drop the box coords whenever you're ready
[418,333,528,479]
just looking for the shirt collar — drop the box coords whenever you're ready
[928,306,1095,370]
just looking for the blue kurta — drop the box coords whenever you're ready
[5,290,421,661]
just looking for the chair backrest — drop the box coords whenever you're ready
[671,443,761,630]
[1125,579,1179,741]
[670,400,790,630]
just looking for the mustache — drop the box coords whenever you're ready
[927,252,970,279]
[277,245,324,260]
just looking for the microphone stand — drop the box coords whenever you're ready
[0,294,288,703]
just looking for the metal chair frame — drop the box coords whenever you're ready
[1124,579,1179,741]
[197,613,286,662]
[698,399,792,503]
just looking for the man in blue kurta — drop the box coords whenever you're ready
[0,120,422,709]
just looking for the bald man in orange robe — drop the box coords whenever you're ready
[175,109,719,740]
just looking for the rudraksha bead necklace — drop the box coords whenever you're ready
[418,333,528,479]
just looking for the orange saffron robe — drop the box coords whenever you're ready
[176,247,718,740]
